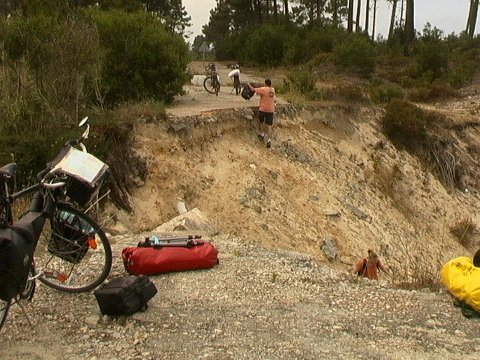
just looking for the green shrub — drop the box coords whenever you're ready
[90,9,190,106]
[240,24,288,67]
[281,66,321,100]
[406,83,458,102]
[405,87,430,102]
[214,29,253,61]
[382,100,462,189]
[89,107,152,210]
[369,80,404,104]
[4,10,102,124]
[333,34,376,77]
[415,41,449,81]
[382,100,430,150]
[323,84,369,104]
[0,133,58,187]
[448,53,477,87]
[283,26,343,65]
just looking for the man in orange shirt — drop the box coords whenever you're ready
[354,250,390,280]
[247,79,276,148]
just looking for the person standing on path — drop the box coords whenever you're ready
[247,79,276,148]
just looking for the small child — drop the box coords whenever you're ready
[354,250,390,280]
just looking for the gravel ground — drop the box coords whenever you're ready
[1,231,480,360]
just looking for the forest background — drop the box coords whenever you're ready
[1,0,480,211]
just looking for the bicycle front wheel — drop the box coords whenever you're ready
[36,203,112,292]
[0,298,10,332]
[204,76,216,94]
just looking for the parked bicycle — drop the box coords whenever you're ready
[0,117,112,331]
[227,63,241,95]
[203,62,220,96]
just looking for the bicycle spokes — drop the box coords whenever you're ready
[37,204,112,293]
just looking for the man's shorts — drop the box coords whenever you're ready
[258,111,274,126]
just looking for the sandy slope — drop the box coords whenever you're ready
[3,62,480,359]
[111,62,480,278]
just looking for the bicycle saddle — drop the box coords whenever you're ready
[0,163,17,179]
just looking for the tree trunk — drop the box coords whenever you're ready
[356,0,362,32]
[256,0,263,24]
[371,0,377,40]
[317,0,322,20]
[466,0,480,37]
[332,0,338,27]
[347,0,354,32]
[388,0,398,41]
[404,0,414,56]
[399,0,405,27]
[365,0,370,33]
[284,0,290,22]
[273,0,278,23]
[473,0,479,36]
[466,0,473,34]
[309,1,314,23]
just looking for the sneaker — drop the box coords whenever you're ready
[266,141,271,148]
[258,134,265,142]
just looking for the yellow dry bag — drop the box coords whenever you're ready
[441,256,480,312]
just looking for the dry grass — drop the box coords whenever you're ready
[391,259,443,291]
[390,234,443,291]
[450,218,477,247]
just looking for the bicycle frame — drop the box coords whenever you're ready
[203,63,220,96]
[0,175,59,302]
[0,117,112,332]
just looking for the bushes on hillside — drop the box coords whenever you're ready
[333,34,376,77]
[3,12,102,126]
[369,79,404,104]
[382,99,431,150]
[0,6,190,198]
[413,24,453,83]
[281,66,321,100]
[283,27,343,65]
[240,24,287,67]
[382,100,463,190]
[90,9,189,105]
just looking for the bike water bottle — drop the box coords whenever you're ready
[150,235,160,246]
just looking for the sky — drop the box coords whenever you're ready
[183,0,477,41]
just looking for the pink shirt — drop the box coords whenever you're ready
[254,86,276,113]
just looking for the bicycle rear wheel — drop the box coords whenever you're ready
[36,203,112,292]
[204,76,216,94]
[0,298,10,332]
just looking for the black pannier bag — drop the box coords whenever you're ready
[48,210,95,264]
[94,275,157,315]
[0,226,35,301]
[241,85,255,100]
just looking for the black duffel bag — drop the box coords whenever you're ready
[94,275,157,316]
[241,84,255,100]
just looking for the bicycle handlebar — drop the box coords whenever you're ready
[204,63,216,72]
[42,181,66,189]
